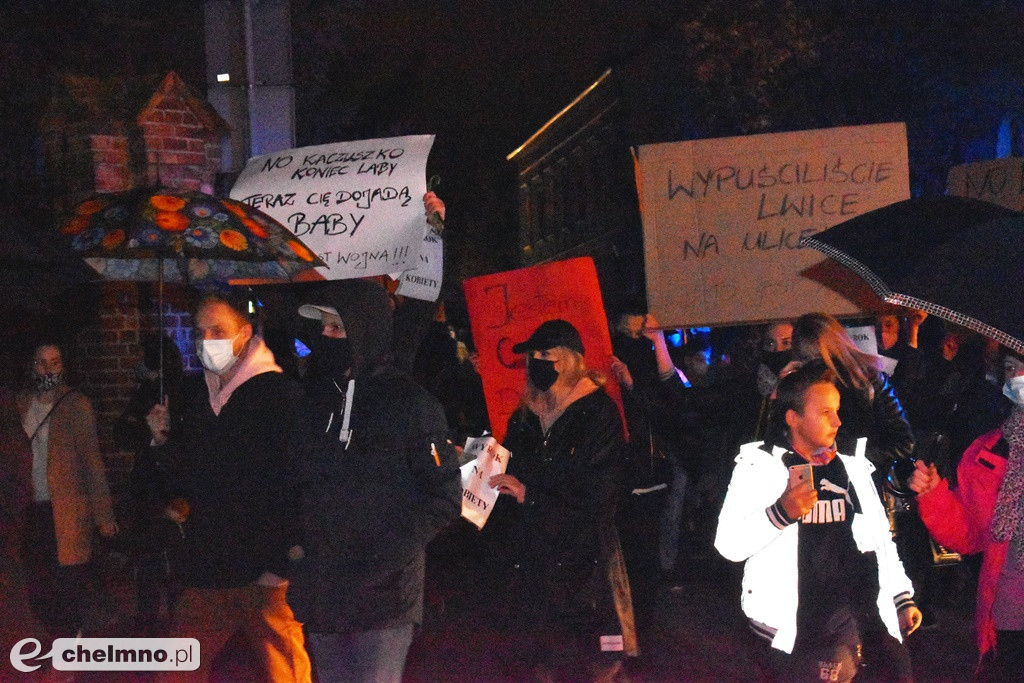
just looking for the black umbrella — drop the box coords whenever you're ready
[802,196,1024,352]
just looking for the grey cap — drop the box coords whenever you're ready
[298,304,340,321]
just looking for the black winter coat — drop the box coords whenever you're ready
[162,371,302,588]
[834,372,915,473]
[490,388,626,633]
[287,366,461,633]
[287,279,461,633]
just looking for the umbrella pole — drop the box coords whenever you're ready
[159,257,164,402]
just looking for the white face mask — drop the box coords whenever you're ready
[1003,374,1024,406]
[199,335,240,375]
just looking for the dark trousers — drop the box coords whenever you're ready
[893,501,939,615]
[307,625,414,683]
[754,611,861,683]
[21,502,87,638]
[617,487,666,638]
[0,544,51,680]
[751,611,912,683]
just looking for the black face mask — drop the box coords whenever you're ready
[761,349,792,375]
[527,357,559,392]
[310,337,352,381]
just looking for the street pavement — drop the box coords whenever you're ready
[70,548,978,682]
[405,552,978,682]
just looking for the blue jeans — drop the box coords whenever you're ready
[658,462,689,571]
[307,624,414,683]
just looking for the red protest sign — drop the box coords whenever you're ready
[463,257,624,443]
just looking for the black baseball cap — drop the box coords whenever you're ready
[512,319,585,355]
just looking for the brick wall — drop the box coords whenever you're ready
[90,134,133,193]
[75,283,197,491]
[140,94,222,191]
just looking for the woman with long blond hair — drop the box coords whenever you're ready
[791,312,915,478]
[486,319,634,682]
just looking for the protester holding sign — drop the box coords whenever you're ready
[609,309,690,638]
[485,319,635,681]
[286,279,461,683]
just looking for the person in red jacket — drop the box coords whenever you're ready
[911,348,1024,680]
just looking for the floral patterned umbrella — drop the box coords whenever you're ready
[61,187,326,397]
[61,187,325,282]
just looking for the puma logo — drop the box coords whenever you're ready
[819,478,852,508]
[798,478,852,524]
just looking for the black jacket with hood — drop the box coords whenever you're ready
[287,279,462,633]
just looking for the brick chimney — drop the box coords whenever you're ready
[138,72,229,191]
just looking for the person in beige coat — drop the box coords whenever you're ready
[16,342,116,637]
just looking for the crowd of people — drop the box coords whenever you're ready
[1,200,1022,683]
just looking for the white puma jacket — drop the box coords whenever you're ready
[714,439,914,654]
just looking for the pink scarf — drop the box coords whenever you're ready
[203,336,281,416]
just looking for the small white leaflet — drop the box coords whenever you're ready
[459,435,510,530]
[844,325,879,357]
[395,228,443,302]
[878,355,899,376]
[599,635,624,652]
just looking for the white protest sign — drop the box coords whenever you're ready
[844,325,878,356]
[395,228,443,301]
[459,435,510,530]
[230,135,434,279]
[845,324,898,375]
[634,123,909,327]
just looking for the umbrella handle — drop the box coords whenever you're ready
[159,256,164,402]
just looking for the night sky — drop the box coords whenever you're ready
[3,0,1024,278]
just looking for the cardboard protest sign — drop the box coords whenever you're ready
[947,157,1024,211]
[230,135,434,279]
[463,257,623,443]
[459,435,510,530]
[634,123,909,328]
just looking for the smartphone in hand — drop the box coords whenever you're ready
[788,463,813,489]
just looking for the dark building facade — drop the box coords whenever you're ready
[507,70,647,314]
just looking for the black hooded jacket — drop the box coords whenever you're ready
[287,279,462,633]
